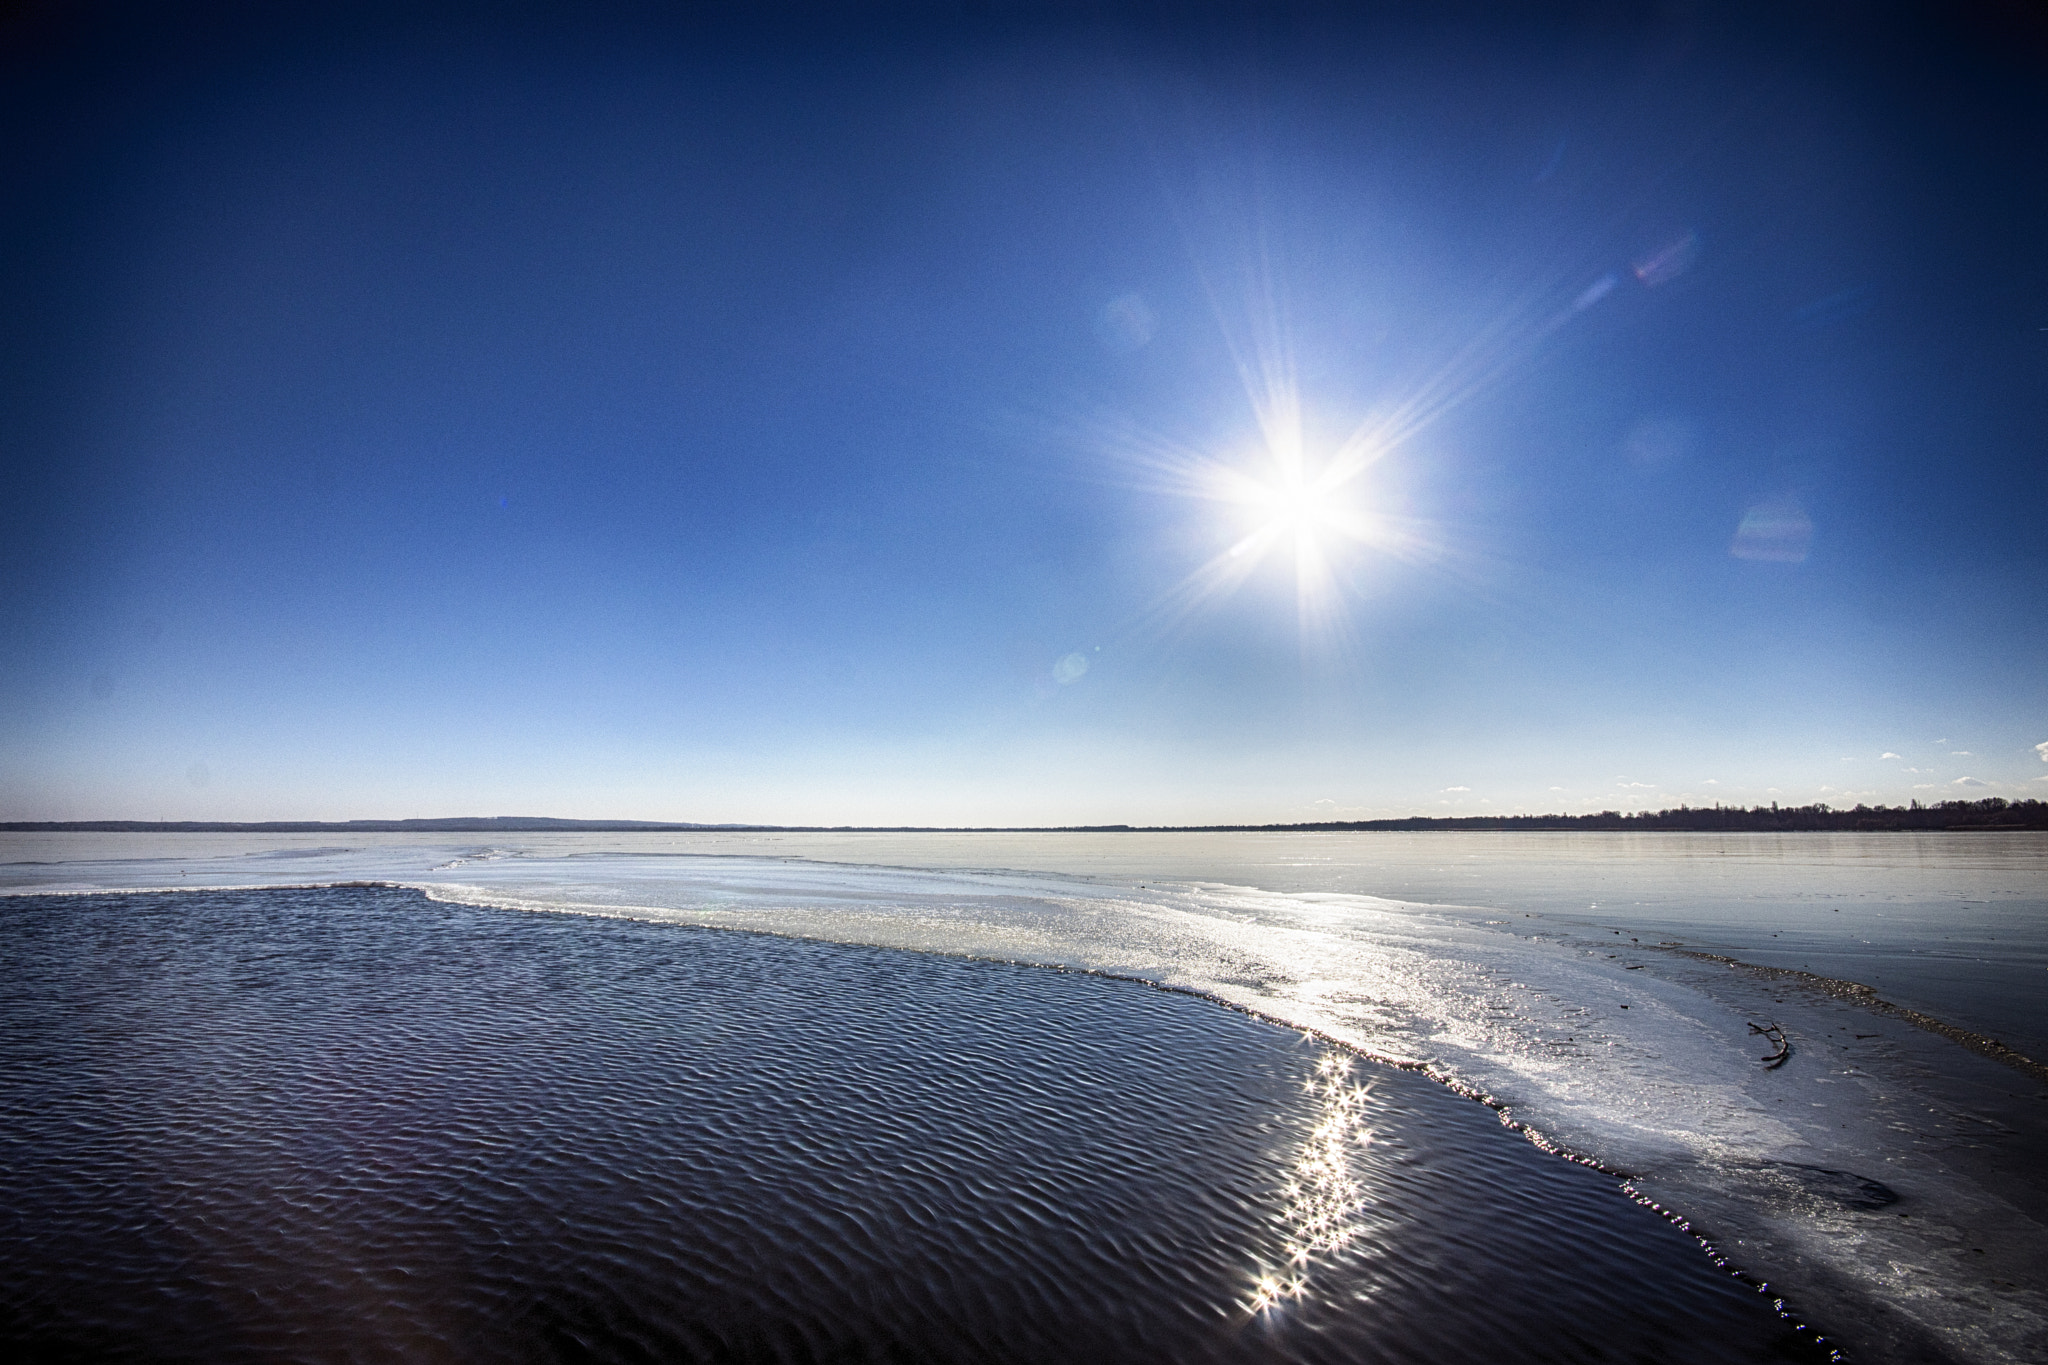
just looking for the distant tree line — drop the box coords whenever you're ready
[1216,797,2048,833]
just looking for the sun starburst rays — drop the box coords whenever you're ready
[1196,407,1409,635]
[1103,412,1437,662]
[1064,211,1629,665]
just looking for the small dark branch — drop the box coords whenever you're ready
[1748,1022,1790,1069]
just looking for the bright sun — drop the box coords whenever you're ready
[1101,294,1451,649]
[1263,479,1323,532]
[1222,447,1383,571]
[1104,397,1435,655]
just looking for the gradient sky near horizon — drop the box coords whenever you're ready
[4,1,2045,825]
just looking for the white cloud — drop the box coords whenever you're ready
[1617,780,1654,789]
[1548,786,1566,792]
[1094,293,1155,352]
[1701,778,1719,785]
[1951,776,1989,788]
[1880,752,1900,760]
[1729,496,1813,562]
[1951,751,1973,757]
[1913,783,1936,789]
[1443,785,1471,793]
[2036,740,2048,763]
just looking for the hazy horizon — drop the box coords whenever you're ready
[6,790,2038,830]
[5,1,2045,826]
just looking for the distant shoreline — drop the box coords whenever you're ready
[6,798,2043,835]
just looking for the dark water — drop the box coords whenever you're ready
[1,887,1828,1363]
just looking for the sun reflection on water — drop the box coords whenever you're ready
[1250,1048,1375,1313]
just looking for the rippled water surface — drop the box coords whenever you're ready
[0,886,1826,1363]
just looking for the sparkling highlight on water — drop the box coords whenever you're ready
[1252,1049,1376,1312]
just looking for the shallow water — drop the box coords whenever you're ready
[0,885,1826,1363]
[3,830,2044,1363]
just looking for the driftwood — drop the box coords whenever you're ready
[1679,949,2048,1085]
[1749,1022,1790,1069]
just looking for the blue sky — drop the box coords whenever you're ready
[4,2,2045,824]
